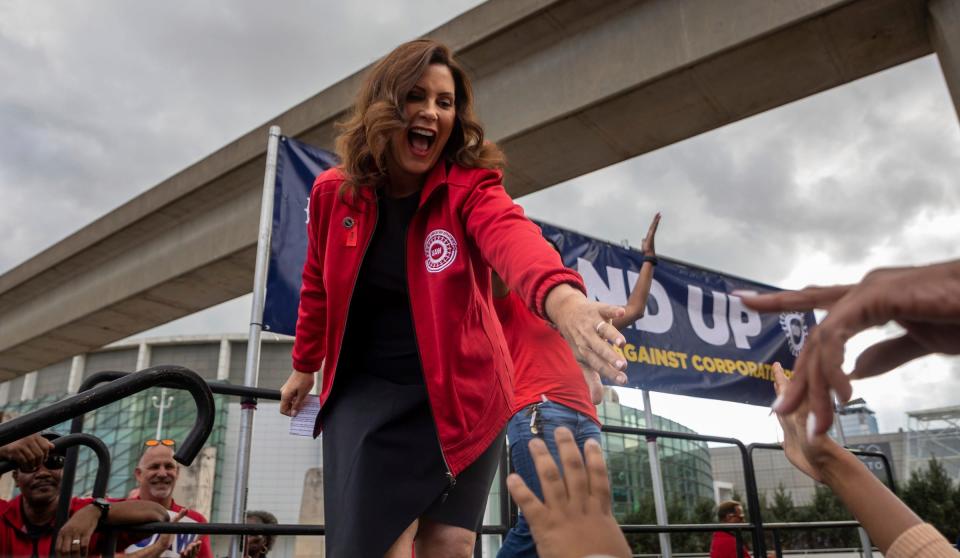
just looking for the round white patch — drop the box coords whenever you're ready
[424,229,458,273]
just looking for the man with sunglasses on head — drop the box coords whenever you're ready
[0,433,169,557]
[122,439,211,558]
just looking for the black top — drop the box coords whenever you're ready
[338,192,422,385]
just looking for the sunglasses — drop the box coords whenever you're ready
[19,454,65,473]
[144,439,176,448]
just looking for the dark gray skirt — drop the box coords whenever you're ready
[321,368,504,557]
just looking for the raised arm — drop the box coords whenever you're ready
[772,363,958,556]
[611,212,660,330]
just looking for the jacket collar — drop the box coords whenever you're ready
[3,495,55,533]
[418,159,449,207]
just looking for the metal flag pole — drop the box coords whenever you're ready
[229,125,281,558]
[833,400,874,558]
[642,389,673,558]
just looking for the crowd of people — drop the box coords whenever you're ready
[1,36,959,557]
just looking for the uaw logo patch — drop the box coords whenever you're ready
[779,312,809,357]
[424,229,458,273]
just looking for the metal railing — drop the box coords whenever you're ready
[0,371,900,558]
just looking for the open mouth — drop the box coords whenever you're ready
[407,127,436,157]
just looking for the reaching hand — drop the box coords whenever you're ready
[641,212,661,256]
[740,260,960,437]
[507,428,631,558]
[546,285,628,385]
[581,366,604,405]
[772,363,845,483]
[179,539,202,558]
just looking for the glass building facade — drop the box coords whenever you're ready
[598,393,715,519]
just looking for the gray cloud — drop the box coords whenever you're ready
[0,0,484,272]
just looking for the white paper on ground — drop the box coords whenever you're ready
[288,394,321,436]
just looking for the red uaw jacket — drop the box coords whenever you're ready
[292,162,585,475]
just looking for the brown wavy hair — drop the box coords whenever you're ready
[335,39,504,198]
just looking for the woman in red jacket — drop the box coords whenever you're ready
[494,214,660,558]
[278,39,630,558]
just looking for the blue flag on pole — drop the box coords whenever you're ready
[536,220,815,407]
[260,136,814,406]
[262,136,338,335]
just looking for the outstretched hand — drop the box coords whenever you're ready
[546,284,628,385]
[641,212,661,256]
[507,427,631,558]
[740,260,960,437]
[772,363,844,483]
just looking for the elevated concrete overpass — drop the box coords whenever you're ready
[1,0,958,378]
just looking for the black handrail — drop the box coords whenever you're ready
[602,424,767,556]
[0,365,214,463]
[749,442,897,493]
[0,366,216,558]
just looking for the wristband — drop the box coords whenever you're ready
[91,498,111,524]
[642,255,658,266]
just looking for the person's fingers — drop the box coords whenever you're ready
[851,334,928,379]
[645,213,661,242]
[771,347,809,416]
[817,327,853,406]
[279,386,302,417]
[506,473,546,524]
[554,428,588,507]
[578,346,627,386]
[81,534,92,558]
[772,362,787,396]
[528,437,567,505]
[806,339,835,438]
[172,508,188,522]
[738,285,851,313]
[583,438,612,514]
[596,305,627,347]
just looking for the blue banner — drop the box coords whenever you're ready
[262,136,338,335]
[537,221,815,407]
[260,135,813,406]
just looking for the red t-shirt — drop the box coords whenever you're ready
[123,498,212,558]
[493,291,599,423]
[710,530,752,558]
[0,495,124,558]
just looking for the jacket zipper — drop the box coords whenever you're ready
[403,195,455,497]
[326,198,379,414]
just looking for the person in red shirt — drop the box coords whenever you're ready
[279,39,632,558]
[495,214,661,558]
[121,441,211,558]
[709,501,753,558]
[0,436,168,558]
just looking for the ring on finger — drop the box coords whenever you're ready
[594,320,606,335]
[72,539,81,545]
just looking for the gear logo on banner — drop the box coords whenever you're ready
[424,229,458,273]
[779,312,809,356]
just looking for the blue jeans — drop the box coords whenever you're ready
[497,400,602,558]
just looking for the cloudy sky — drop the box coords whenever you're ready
[2,1,959,444]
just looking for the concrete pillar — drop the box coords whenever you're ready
[21,371,37,401]
[67,354,86,394]
[135,342,151,371]
[295,467,324,558]
[930,0,960,121]
[0,382,9,406]
[217,338,231,381]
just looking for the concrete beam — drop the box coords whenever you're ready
[930,0,960,121]
[0,0,932,375]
